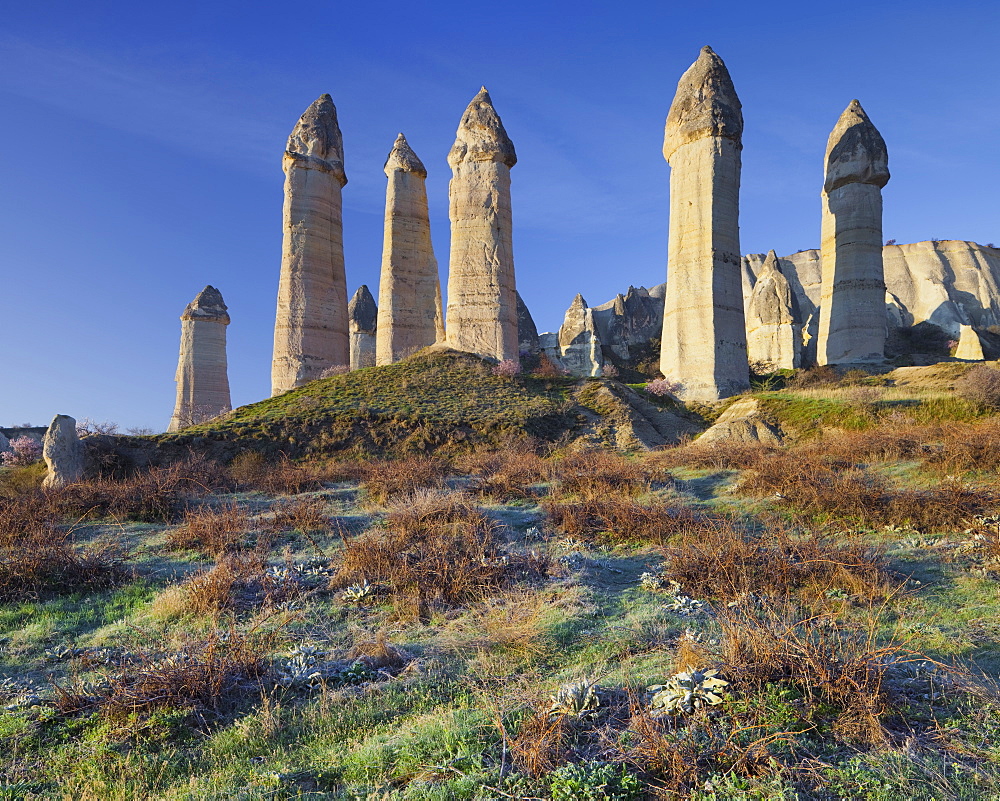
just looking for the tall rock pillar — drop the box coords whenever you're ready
[272,94,349,395]
[445,88,519,362]
[817,100,890,365]
[349,285,378,369]
[659,47,749,401]
[168,286,231,432]
[376,134,443,365]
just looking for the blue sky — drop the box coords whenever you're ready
[1,0,998,430]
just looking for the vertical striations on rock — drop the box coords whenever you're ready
[817,100,890,365]
[444,87,519,362]
[349,285,378,369]
[558,293,604,377]
[746,250,801,371]
[42,414,84,489]
[272,94,349,395]
[659,46,749,400]
[375,134,443,365]
[168,286,231,432]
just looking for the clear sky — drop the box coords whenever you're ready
[1,0,997,431]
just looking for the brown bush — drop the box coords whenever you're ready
[787,365,840,389]
[0,501,128,601]
[923,420,1000,474]
[335,490,542,619]
[661,516,890,603]
[228,452,326,495]
[652,441,778,471]
[56,628,269,724]
[167,503,251,556]
[547,451,661,500]
[739,450,994,531]
[358,456,451,505]
[542,496,704,545]
[271,496,329,534]
[52,459,216,523]
[456,449,548,500]
[163,552,299,618]
[508,707,574,776]
[955,364,1000,410]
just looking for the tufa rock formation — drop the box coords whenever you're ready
[592,286,665,361]
[272,94,349,395]
[516,290,539,354]
[697,397,784,446]
[349,285,378,369]
[745,251,801,371]
[954,324,985,361]
[42,414,84,489]
[168,286,232,432]
[659,47,749,400]
[816,100,890,365]
[375,134,444,365]
[444,88,519,362]
[558,293,604,377]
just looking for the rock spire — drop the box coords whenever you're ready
[375,133,444,365]
[659,46,749,401]
[271,94,349,395]
[816,100,890,365]
[746,251,801,371]
[558,293,604,377]
[168,286,231,432]
[349,285,378,369]
[42,415,84,489]
[444,88,519,362]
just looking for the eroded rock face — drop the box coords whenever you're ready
[42,414,84,488]
[349,285,378,369]
[516,291,539,354]
[444,88,519,362]
[817,100,890,365]
[168,286,231,432]
[0,431,9,453]
[592,286,664,360]
[272,94,349,395]
[375,134,443,366]
[746,251,801,371]
[660,47,749,401]
[954,324,985,361]
[558,294,604,377]
[697,398,783,446]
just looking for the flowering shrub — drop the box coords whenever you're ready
[1,436,43,467]
[492,359,520,378]
[644,378,681,398]
[601,363,619,379]
[319,365,350,378]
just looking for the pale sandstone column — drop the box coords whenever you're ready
[746,250,801,371]
[168,286,231,432]
[272,94,349,395]
[375,134,443,365]
[558,294,604,377]
[349,285,378,369]
[954,325,985,361]
[445,88,519,362]
[817,100,890,365]
[659,47,749,401]
[42,414,84,489]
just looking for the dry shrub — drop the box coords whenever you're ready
[52,458,218,523]
[271,495,329,533]
[228,452,325,495]
[56,628,269,723]
[162,552,298,618]
[456,449,548,500]
[814,427,929,464]
[739,450,994,531]
[955,364,1000,410]
[509,707,574,776]
[924,420,1000,474]
[358,456,451,505]
[167,502,251,556]
[0,492,57,539]
[346,631,410,672]
[436,589,553,661]
[716,601,914,746]
[542,496,702,545]
[335,490,542,619]
[662,516,890,603]
[547,451,661,500]
[787,365,840,389]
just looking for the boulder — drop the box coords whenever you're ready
[42,414,85,488]
[697,398,783,445]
